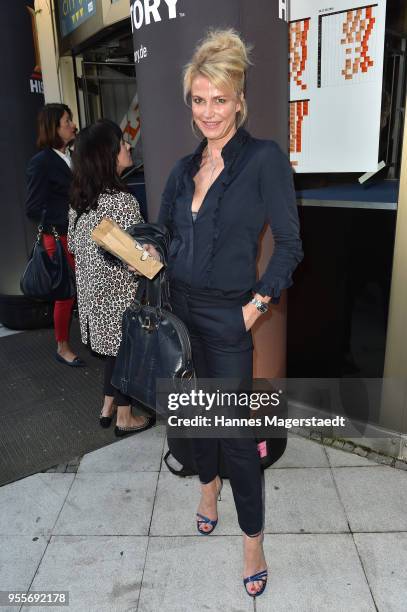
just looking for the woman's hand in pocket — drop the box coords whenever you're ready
[242,303,262,331]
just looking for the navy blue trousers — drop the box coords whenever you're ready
[170,284,263,535]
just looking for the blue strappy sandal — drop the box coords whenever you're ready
[196,477,223,535]
[196,513,218,535]
[243,569,268,598]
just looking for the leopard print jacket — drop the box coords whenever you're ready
[68,191,143,356]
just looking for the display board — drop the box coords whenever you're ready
[58,0,97,37]
[289,0,386,172]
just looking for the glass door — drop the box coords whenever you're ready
[78,60,143,168]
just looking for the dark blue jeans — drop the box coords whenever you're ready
[170,283,263,536]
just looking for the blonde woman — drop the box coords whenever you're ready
[158,30,303,597]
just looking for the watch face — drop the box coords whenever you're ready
[251,298,268,313]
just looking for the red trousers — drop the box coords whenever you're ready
[42,233,75,342]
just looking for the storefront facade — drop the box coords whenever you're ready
[35,1,138,136]
[32,0,407,459]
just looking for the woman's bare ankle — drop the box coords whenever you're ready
[57,341,77,361]
[244,531,264,542]
[116,409,148,428]
[243,531,267,589]
[201,475,221,492]
[101,396,115,417]
[115,405,131,427]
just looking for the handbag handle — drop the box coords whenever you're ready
[37,209,60,242]
[132,275,161,308]
[35,209,47,242]
[132,269,171,313]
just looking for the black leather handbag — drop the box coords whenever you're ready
[164,435,288,477]
[20,217,76,301]
[111,223,195,412]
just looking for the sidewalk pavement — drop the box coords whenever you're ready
[1,429,406,612]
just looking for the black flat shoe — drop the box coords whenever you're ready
[99,412,115,429]
[114,416,155,438]
[100,415,113,428]
[55,353,86,367]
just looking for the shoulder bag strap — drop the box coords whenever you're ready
[134,276,147,304]
[146,273,162,309]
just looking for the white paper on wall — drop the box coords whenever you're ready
[289,0,386,172]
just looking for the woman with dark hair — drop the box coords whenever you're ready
[26,103,84,366]
[68,119,154,436]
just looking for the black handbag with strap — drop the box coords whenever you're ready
[112,223,288,475]
[111,223,195,412]
[20,212,76,301]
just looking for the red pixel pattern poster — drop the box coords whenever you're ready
[289,0,386,173]
[319,5,379,87]
[289,18,310,93]
[289,99,310,168]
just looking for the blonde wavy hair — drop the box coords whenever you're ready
[183,29,252,132]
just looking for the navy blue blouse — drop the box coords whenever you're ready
[158,128,303,303]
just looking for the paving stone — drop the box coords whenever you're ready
[326,446,377,467]
[264,468,349,533]
[22,536,148,612]
[354,446,369,457]
[53,473,158,536]
[66,457,81,468]
[78,425,165,473]
[138,536,253,612]
[53,464,68,473]
[310,431,322,441]
[150,471,240,536]
[270,434,329,468]
[333,467,407,532]
[65,465,80,474]
[343,442,355,452]
[367,452,382,463]
[0,474,74,536]
[377,455,394,466]
[354,533,407,612]
[0,535,48,594]
[255,534,376,611]
[159,456,347,534]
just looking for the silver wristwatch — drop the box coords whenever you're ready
[250,297,269,314]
